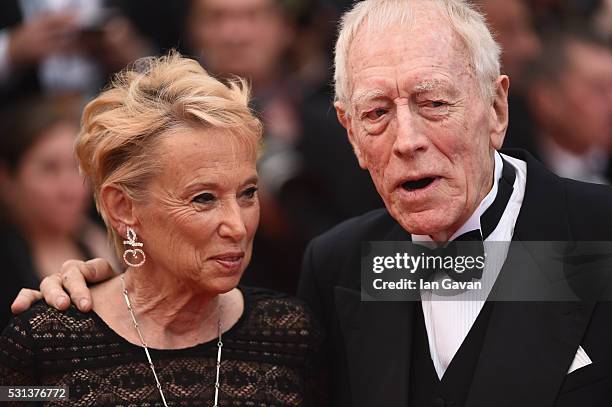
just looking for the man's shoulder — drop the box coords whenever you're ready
[310,208,398,253]
[505,149,612,239]
[304,208,402,278]
[300,208,399,298]
[562,178,612,239]
[563,177,612,207]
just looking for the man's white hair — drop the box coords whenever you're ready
[334,0,501,107]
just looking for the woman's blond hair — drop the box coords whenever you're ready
[76,51,262,254]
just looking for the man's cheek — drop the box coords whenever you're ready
[361,151,383,177]
[369,168,387,193]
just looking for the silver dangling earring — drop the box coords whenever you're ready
[123,227,146,267]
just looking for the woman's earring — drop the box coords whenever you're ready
[123,227,146,267]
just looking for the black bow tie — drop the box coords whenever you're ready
[415,158,516,283]
[416,229,485,282]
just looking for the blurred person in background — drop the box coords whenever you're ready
[476,0,542,92]
[187,0,299,143]
[529,0,606,31]
[474,0,542,153]
[0,95,116,328]
[593,0,612,41]
[526,30,612,184]
[0,0,153,105]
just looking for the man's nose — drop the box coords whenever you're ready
[218,200,248,241]
[393,104,428,157]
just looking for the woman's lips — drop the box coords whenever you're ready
[211,252,245,271]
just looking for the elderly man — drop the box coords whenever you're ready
[9,1,612,406]
[300,0,612,406]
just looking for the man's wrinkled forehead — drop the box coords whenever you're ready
[346,19,472,104]
[351,78,460,108]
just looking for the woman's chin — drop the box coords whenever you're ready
[198,273,243,294]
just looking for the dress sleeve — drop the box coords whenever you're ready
[0,314,40,406]
[0,313,38,386]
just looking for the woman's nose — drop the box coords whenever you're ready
[218,200,247,241]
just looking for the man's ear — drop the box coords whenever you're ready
[100,185,138,238]
[334,101,367,169]
[489,75,510,150]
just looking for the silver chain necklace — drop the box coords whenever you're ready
[120,275,223,406]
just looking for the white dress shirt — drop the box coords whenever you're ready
[412,151,528,379]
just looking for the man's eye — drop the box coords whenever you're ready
[365,108,388,120]
[426,101,446,108]
[193,193,215,204]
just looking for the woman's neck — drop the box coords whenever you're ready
[91,266,244,350]
[123,268,222,337]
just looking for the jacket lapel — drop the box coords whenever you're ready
[466,150,596,406]
[335,221,416,406]
[359,300,415,407]
[334,286,416,407]
[466,300,595,407]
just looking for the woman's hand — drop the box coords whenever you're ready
[11,258,117,314]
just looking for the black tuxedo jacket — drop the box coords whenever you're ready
[298,149,612,407]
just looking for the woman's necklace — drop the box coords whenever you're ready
[120,274,223,406]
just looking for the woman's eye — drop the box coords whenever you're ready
[365,108,388,120]
[193,192,215,204]
[242,187,258,199]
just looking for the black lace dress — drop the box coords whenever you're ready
[0,286,327,406]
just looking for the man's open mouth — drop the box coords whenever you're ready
[402,177,438,191]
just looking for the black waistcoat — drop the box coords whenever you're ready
[409,301,494,407]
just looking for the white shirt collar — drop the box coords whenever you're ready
[412,151,503,243]
[420,152,527,380]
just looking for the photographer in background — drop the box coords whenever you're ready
[0,0,153,105]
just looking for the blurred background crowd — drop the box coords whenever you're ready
[0,0,611,327]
